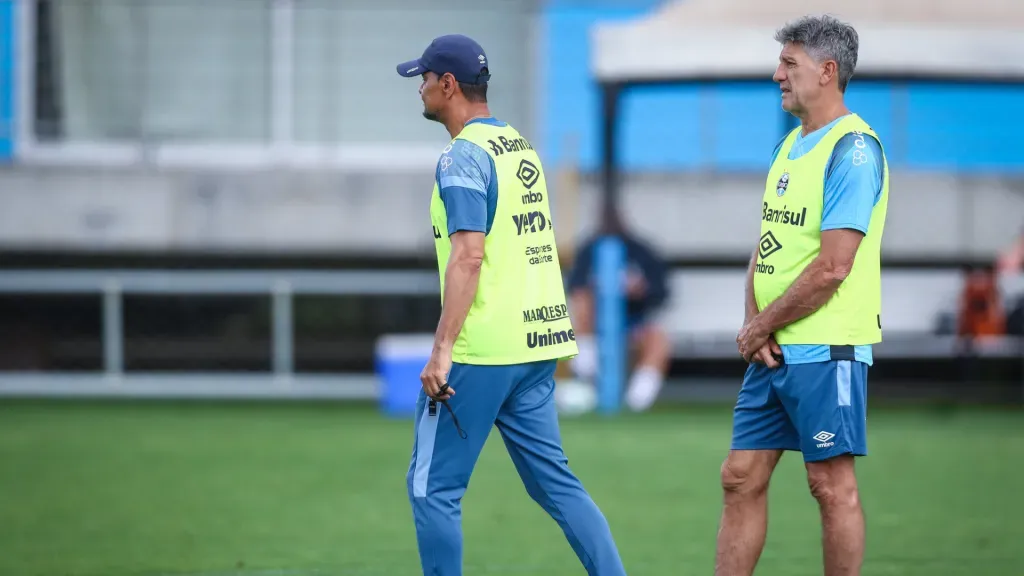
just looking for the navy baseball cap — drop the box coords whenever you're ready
[396,34,491,85]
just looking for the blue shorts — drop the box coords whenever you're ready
[730,359,868,462]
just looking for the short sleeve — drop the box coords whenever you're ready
[821,132,884,234]
[436,140,493,236]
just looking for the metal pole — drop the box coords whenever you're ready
[596,82,625,414]
[600,82,621,217]
[102,279,123,378]
[272,279,294,377]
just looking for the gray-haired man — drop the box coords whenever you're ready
[716,15,889,576]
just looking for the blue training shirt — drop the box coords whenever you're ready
[435,117,505,236]
[767,114,885,366]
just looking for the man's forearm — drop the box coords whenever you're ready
[755,256,846,334]
[744,251,759,324]
[433,256,482,351]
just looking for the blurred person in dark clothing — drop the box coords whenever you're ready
[566,209,672,412]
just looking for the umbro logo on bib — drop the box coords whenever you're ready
[516,159,539,189]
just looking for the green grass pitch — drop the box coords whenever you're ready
[0,400,1021,576]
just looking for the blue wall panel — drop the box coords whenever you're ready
[903,84,1023,172]
[617,85,701,171]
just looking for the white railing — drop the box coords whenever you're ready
[0,268,1018,399]
[0,269,439,398]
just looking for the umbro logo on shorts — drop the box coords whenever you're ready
[812,431,835,442]
[813,430,836,448]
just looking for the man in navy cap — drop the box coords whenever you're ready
[398,35,629,576]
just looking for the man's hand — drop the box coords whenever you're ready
[624,270,647,298]
[420,345,455,401]
[750,335,783,369]
[737,317,772,364]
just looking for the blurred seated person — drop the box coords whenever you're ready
[566,210,671,412]
[957,264,1005,340]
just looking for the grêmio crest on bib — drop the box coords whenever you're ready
[776,172,789,197]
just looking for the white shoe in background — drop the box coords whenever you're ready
[625,366,663,412]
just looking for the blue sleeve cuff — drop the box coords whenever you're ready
[820,222,868,234]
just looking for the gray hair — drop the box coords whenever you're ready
[774,15,859,92]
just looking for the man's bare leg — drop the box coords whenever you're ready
[806,455,864,576]
[714,449,784,576]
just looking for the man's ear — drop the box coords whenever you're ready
[442,72,457,98]
[820,60,838,86]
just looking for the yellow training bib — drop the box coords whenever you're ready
[754,114,889,346]
[430,120,578,365]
